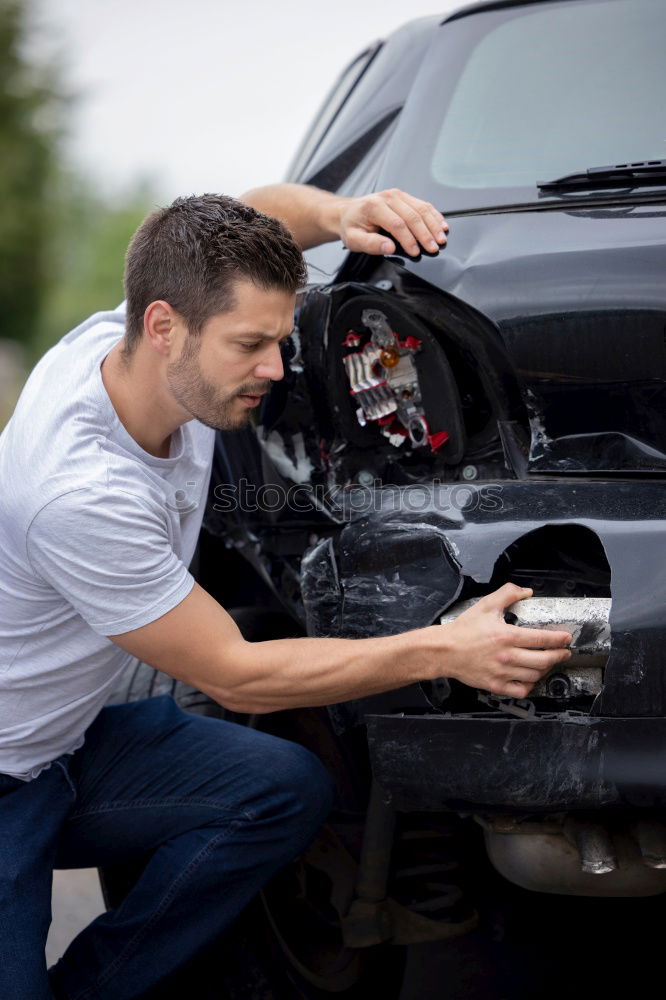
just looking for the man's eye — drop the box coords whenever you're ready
[239,342,261,351]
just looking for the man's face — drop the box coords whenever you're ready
[166,279,295,431]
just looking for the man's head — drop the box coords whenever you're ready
[123,193,306,430]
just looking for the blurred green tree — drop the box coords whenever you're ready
[0,1,156,423]
[0,0,60,347]
[0,0,155,368]
[33,172,154,363]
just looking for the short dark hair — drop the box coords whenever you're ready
[123,193,307,354]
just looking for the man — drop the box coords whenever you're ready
[0,183,571,998]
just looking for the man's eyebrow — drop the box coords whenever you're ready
[235,329,294,342]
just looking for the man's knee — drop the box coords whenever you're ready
[250,736,335,844]
[282,741,335,827]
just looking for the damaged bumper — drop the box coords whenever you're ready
[298,478,666,895]
[301,479,666,724]
[366,713,666,813]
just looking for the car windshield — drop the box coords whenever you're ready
[380,0,666,211]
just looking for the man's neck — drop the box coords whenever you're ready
[101,340,185,459]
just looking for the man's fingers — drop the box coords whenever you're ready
[353,198,423,256]
[383,194,444,254]
[498,665,544,684]
[357,192,445,256]
[485,647,571,698]
[503,647,572,672]
[479,582,533,612]
[397,191,449,240]
[346,229,396,255]
[485,677,535,698]
[509,625,573,649]
[476,584,572,645]
[340,190,449,257]
[504,681,533,699]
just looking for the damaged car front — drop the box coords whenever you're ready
[202,0,666,992]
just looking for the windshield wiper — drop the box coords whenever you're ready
[538,159,666,191]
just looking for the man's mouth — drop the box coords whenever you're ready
[237,392,266,408]
[237,382,270,404]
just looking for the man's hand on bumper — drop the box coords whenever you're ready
[433,583,573,699]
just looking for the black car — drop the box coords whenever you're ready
[121,0,666,995]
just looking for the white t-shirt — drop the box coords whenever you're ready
[0,306,215,779]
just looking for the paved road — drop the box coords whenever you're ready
[47,869,105,967]
[48,866,666,997]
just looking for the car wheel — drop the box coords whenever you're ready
[257,824,405,999]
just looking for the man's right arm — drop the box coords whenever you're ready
[108,581,572,713]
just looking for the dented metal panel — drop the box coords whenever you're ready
[299,480,666,718]
[366,713,666,812]
[391,210,666,473]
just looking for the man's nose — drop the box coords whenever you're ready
[254,343,284,382]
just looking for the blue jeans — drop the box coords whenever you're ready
[0,695,334,999]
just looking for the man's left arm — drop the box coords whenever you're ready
[240,183,448,257]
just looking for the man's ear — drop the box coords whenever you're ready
[143,300,179,356]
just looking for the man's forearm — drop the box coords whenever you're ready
[241,183,348,250]
[200,585,573,714]
[240,183,449,257]
[111,584,571,712]
[204,628,441,714]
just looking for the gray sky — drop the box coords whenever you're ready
[35,0,460,201]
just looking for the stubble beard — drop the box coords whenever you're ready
[166,339,267,432]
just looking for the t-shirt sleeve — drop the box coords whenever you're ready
[26,487,195,635]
